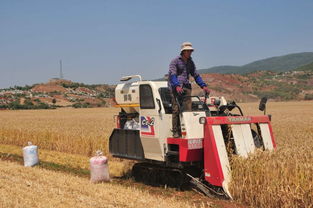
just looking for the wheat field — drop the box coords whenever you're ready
[0,108,118,157]
[0,159,207,208]
[0,101,313,207]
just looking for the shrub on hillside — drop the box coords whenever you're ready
[304,94,313,100]
[72,102,92,108]
[0,104,8,109]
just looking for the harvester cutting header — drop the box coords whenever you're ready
[109,42,276,198]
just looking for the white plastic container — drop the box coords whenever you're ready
[90,150,110,183]
[124,119,140,130]
[23,142,39,167]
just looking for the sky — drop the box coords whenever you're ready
[1,0,313,88]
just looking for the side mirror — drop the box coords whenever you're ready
[259,97,267,114]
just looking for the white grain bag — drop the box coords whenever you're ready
[23,141,39,167]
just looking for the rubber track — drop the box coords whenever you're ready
[132,162,229,199]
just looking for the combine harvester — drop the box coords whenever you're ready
[109,75,276,198]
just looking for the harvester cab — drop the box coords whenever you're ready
[109,75,276,198]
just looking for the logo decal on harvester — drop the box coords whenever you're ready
[188,139,203,149]
[228,117,251,122]
[140,116,155,136]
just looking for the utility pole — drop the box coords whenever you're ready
[60,60,64,79]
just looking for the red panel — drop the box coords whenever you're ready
[141,131,155,136]
[180,148,203,161]
[167,137,186,146]
[206,115,270,125]
[167,138,202,162]
[203,124,225,187]
[267,122,277,149]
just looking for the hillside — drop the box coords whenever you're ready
[294,61,313,71]
[1,69,313,109]
[0,79,115,110]
[199,52,313,74]
[191,70,313,102]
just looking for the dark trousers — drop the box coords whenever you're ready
[171,88,191,133]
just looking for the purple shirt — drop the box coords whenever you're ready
[168,55,206,90]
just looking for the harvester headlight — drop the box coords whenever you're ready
[199,117,206,124]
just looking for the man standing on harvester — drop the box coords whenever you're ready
[168,42,210,138]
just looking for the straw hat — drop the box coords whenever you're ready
[181,42,194,52]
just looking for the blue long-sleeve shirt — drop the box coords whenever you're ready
[168,55,207,90]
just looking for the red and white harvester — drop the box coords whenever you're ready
[109,75,276,198]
